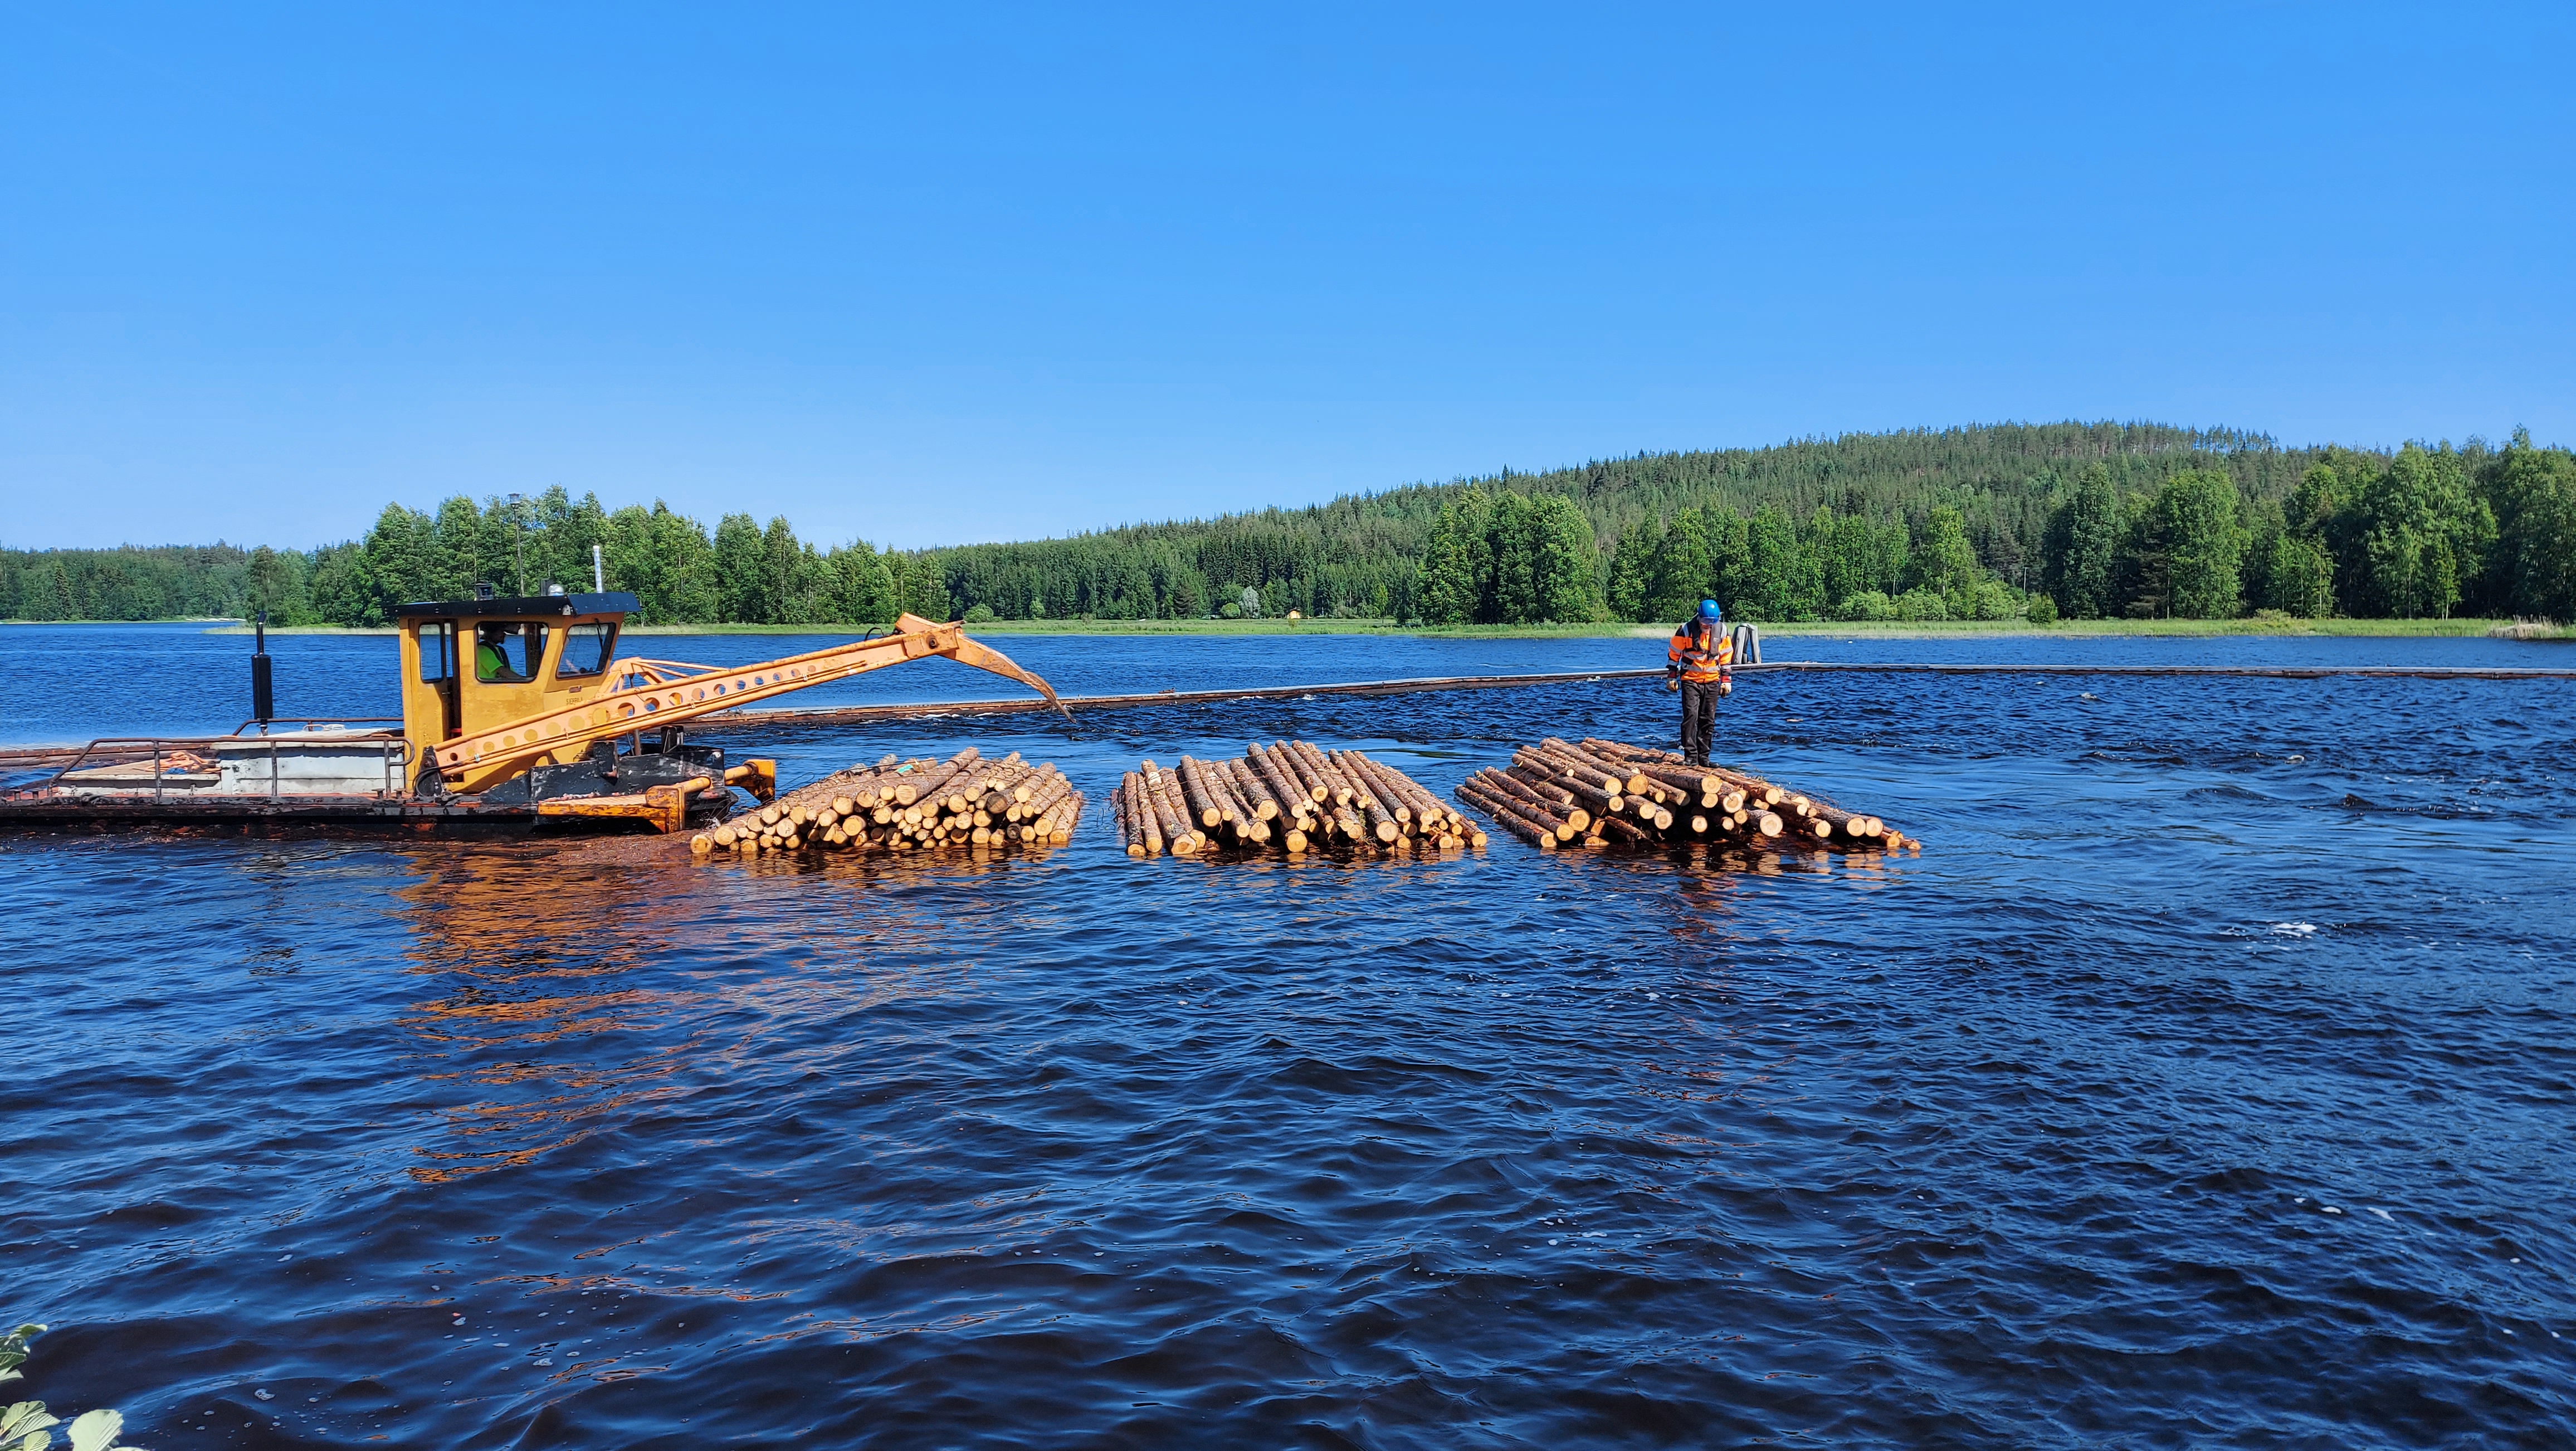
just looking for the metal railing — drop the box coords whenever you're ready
[232,717,403,736]
[27,731,413,802]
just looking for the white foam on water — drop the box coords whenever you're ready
[2272,922,2319,937]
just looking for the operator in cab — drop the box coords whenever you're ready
[1664,599,1733,768]
[474,624,528,683]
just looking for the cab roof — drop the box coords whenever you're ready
[393,592,638,620]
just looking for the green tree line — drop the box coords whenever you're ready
[7,422,2572,626]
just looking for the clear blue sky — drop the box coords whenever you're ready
[4,3,2569,551]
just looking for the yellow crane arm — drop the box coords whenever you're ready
[432,615,1065,789]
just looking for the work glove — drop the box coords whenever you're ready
[1719,679,1732,697]
[1663,675,1679,693]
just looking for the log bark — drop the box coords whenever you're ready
[1354,752,1451,831]
[1141,766,1198,853]
[1123,771,1160,855]
[1485,768,1591,833]
[1247,743,1315,815]
[1333,752,1410,824]
[1457,777,1560,849]
[1589,811,1654,845]
[1462,770,1582,840]
[1509,754,1622,815]
[1178,757,1228,830]
[1288,741,1354,806]
[1222,757,1283,821]
[1538,737,1650,796]
[1269,741,1333,804]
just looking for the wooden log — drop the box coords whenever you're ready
[1162,769,1208,853]
[1509,755,1622,816]
[1332,752,1409,823]
[1463,770,1582,841]
[1184,757,1235,826]
[1621,758,1727,804]
[1706,766,1786,807]
[892,748,980,806]
[1143,765,1201,853]
[1246,743,1314,816]
[1381,761,1460,839]
[1302,743,1373,810]
[1351,792,1399,844]
[1277,741,1339,806]
[1216,763,1269,840]
[1178,757,1229,830]
[1269,741,1333,805]
[1485,767,1591,834]
[1590,811,1655,845]
[1456,777,1560,849]
[1514,742,1626,794]
[1021,768,1075,817]
[1199,764,1267,844]
[1205,757,1259,827]
[1221,756,1283,821]
[1802,802,1889,844]
[1122,771,1161,855]
[1586,739,1792,811]
[1523,737,1622,787]
[1343,751,1446,832]
[1287,741,1353,806]
[1129,773,1155,855]
[1539,737,1650,796]
[1332,805,1372,846]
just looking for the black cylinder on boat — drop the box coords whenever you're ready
[252,611,274,726]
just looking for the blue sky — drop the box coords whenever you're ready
[4,3,2569,551]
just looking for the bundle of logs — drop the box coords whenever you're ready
[1113,741,1489,858]
[1455,737,1918,854]
[691,747,1085,858]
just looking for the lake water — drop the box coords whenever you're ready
[4,625,2572,1448]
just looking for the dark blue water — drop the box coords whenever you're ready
[4,627,2573,1448]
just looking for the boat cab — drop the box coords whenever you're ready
[397,587,638,786]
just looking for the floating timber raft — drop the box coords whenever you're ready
[692,746,1083,859]
[1113,742,1487,859]
[1458,736,1918,855]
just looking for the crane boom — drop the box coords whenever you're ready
[430,614,1063,790]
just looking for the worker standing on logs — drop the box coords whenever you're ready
[1665,599,1734,768]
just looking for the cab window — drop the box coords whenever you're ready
[555,622,617,679]
[472,624,548,683]
[417,621,456,683]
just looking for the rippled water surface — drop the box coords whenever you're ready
[4,627,2573,1448]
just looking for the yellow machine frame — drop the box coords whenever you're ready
[394,593,1064,796]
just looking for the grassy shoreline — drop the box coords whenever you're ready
[113,615,2575,641]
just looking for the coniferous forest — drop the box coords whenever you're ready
[4,422,2572,628]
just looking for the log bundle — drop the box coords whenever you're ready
[1455,736,1920,854]
[1112,741,1489,859]
[690,747,1084,858]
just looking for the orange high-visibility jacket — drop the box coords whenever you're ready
[1667,620,1733,683]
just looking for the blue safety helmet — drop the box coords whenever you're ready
[1698,599,1723,621]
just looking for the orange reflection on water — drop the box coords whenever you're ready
[388,832,1017,1186]
[391,837,731,1184]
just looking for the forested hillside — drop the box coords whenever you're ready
[7,422,2571,626]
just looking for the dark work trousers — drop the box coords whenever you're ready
[1679,678,1723,764]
